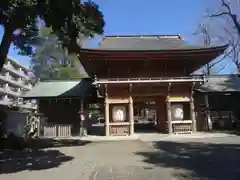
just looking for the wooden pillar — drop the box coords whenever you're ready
[105,97,110,136]
[204,94,212,131]
[190,97,197,132]
[129,96,134,135]
[166,97,172,134]
[79,100,87,136]
[155,99,161,132]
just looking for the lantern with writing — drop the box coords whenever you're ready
[112,106,126,122]
[171,104,184,121]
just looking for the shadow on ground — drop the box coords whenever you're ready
[0,149,73,174]
[1,137,92,150]
[136,141,240,180]
[26,138,92,149]
[0,138,92,174]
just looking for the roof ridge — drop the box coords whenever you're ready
[40,78,91,83]
[102,34,181,39]
[98,34,183,47]
[208,74,239,78]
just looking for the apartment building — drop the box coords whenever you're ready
[0,56,36,109]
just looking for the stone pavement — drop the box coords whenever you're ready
[0,140,174,180]
[1,136,240,180]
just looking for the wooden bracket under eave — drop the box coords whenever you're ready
[167,82,172,95]
[191,82,196,96]
[104,84,108,97]
[129,83,132,93]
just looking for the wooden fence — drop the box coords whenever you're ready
[43,124,72,137]
[210,110,237,130]
[172,120,192,134]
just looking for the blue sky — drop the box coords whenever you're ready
[0,0,237,73]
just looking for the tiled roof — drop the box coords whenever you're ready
[96,35,217,51]
[22,78,95,99]
[196,75,240,93]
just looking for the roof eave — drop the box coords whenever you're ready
[79,44,228,54]
[195,89,240,93]
[22,95,93,100]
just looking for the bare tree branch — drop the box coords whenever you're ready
[194,22,227,75]
[216,62,228,74]
[210,0,240,35]
[205,0,240,73]
[221,0,232,13]
[210,12,231,17]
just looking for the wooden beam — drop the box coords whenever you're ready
[204,94,212,131]
[79,100,87,136]
[131,92,167,97]
[129,83,132,93]
[96,77,205,84]
[104,97,110,136]
[166,97,173,134]
[190,97,196,132]
[104,84,108,97]
[80,49,223,59]
[129,96,134,135]
[168,82,172,94]
[107,98,129,104]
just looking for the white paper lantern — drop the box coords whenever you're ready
[171,104,184,120]
[173,107,183,119]
[112,106,126,121]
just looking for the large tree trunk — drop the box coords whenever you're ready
[0,28,13,70]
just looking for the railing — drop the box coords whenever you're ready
[7,87,20,96]
[44,124,57,137]
[9,86,19,92]
[0,73,31,90]
[3,63,27,78]
[0,84,6,92]
[43,124,72,137]
[172,120,193,134]
[12,101,38,109]
[95,75,207,84]
[9,75,19,82]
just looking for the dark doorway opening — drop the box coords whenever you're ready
[134,100,157,133]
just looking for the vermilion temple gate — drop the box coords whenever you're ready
[80,35,227,136]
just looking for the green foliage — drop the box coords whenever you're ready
[57,66,87,79]
[31,27,87,81]
[0,0,105,68]
[8,58,17,66]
